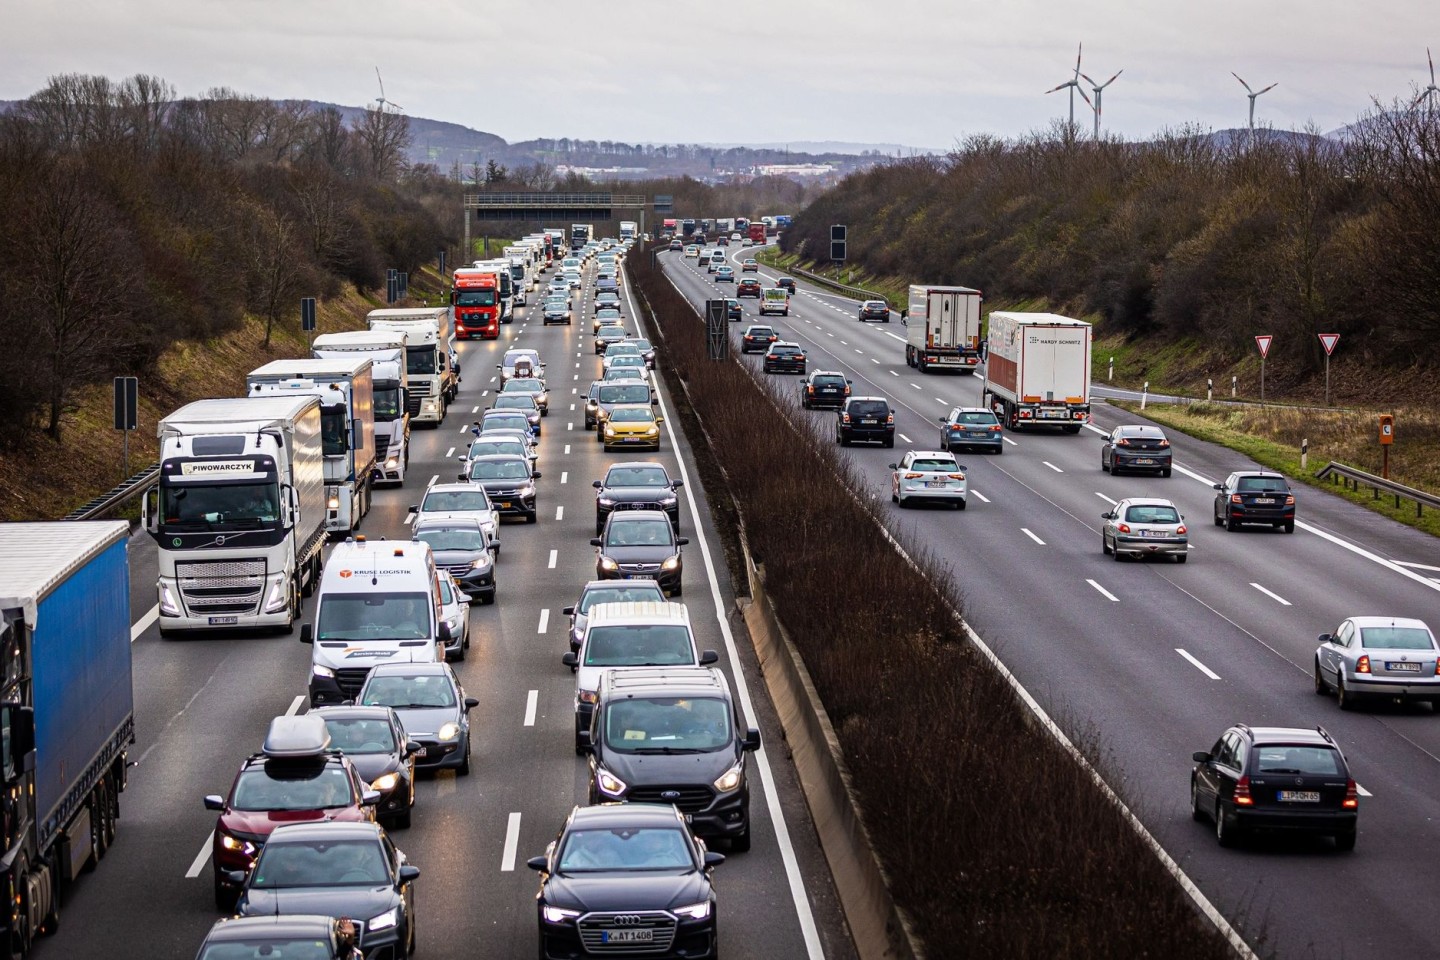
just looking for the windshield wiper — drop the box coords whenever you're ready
[629,746,706,755]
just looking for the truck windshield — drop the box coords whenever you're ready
[320,406,348,456]
[406,346,437,376]
[161,481,279,528]
[374,386,402,421]
[455,290,496,307]
[316,591,431,641]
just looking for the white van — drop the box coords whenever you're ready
[760,288,790,316]
[302,536,448,706]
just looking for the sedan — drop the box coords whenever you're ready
[714,265,735,282]
[737,278,763,299]
[762,342,806,374]
[412,517,495,604]
[1101,425,1172,476]
[741,259,759,271]
[858,300,889,321]
[1213,472,1296,533]
[595,291,622,311]
[527,805,723,960]
[358,662,479,775]
[594,324,629,354]
[194,916,364,960]
[684,245,700,258]
[890,451,967,509]
[1315,616,1440,709]
[233,822,420,959]
[501,376,550,415]
[594,461,683,533]
[562,579,668,654]
[491,393,542,437]
[800,370,851,409]
[314,705,420,829]
[939,407,1004,454]
[624,337,657,368]
[1101,498,1188,562]
[591,510,689,595]
[542,299,573,325]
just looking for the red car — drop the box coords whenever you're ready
[737,278,763,298]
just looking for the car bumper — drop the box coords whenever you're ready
[1234,807,1356,835]
[597,565,681,592]
[1114,536,1188,557]
[373,780,411,819]
[453,567,495,594]
[1114,455,1172,472]
[539,918,716,960]
[488,493,537,516]
[840,427,894,443]
[357,925,404,959]
[860,312,888,321]
[1345,675,1440,697]
[412,734,465,770]
[898,482,967,502]
[945,432,1003,450]
[598,504,680,529]
[603,433,662,449]
[1227,507,1295,523]
[763,361,805,372]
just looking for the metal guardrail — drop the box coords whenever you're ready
[770,260,889,304]
[1314,461,1440,518]
[64,462,159,521]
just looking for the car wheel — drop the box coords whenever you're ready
[1214,512,1224,527]
[883,438,894,448]
[1101,457,1109,473]
[1334,829,1357,852]
[730,819,752,853]
[940,437,948,451]
[1102,534,1112,556]
[1162,468,1172,478]
[671,582,683,597]
[994,446,1003,455]
[214,876,237,912]
[957,499,967,511]
[1314,659,1329,695]
[892,492,899,504]
[457,736,471,776]
[1191,778,1207,822]
[526,510,538,524]
[1112,544,1124,562]
[839,435,850,447]
[1337,675,1355,711]
[1283,520,1295,533]
[1175,553,1188,564]
[1215,802,1241,848]
[1225,517,1239,532]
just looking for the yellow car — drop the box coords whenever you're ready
[602,404,663,452]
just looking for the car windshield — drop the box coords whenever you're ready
[231,766,353,812]
[1360,627,1435,650]
[585,625,693,666]
[849,401,887,417]
[578,584,666,614]
[323,718,397,755]
[597,310,622,320]
[503,351,539,367]
[1253,746,1343,776]
[557,827,693,872]
[604,696,732,753]
[483,414,529,432]
[468,441,524,460]
[599,385,650,404]
[1237,476,1287,492]
[609,408,654,424]
[362,674,457,709]
[316,592,431,642]
[423,490,492,513]
[606,344,641,356]
[610,358,646,370]
[950,412,997,425]
[606,466,668,488]
[199,938,334,960]
[598,329,625,340]
[606,519,673,546]
[469,459,530,480]
[494,396,536,411]
[415,527,486,552]
[747,328,773,337]
[250,839,389,889]
[1124,505,1180,524]
[910,458,958,472]
[504,380,543,394]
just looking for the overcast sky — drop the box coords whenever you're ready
[3,0,1435,148]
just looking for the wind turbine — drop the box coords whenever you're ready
[1232,72,1277,142]
[1046,44,1091,135]
[1415,48,1440,107]
[373,67,403,113]
[1080,68,1123,139]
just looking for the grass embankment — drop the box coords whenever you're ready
[629,246,1238,959]
[0,266,452,522]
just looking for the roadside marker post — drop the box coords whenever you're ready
[113,376,138,481]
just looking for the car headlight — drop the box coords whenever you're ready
[597,496,616,506]
[470,553,490,571]
[518,483,535,497]
[219,833,257,857]
[604,426,616,437]
[661,556,680,571]
[659,495,677,506]
[445,615,463,634]
[644,427,658,436]
[371,772,400,793]
[437,722,461,741]
[596,769,627,797]
[543,905,581,924]
[312,663,335,678]
[674,901,711,921]
[599,556,618,571]
[578,689,598,705]
[714,764,744,793]
[368,907,398,932]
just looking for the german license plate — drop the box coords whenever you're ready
[1040,409,1066,419]
[1387,661,1422,673]
[860,418,878,425]
[1141,530,1166,538]
[624,574,649,580]
[1254,497,1275,504]
[925,481,947,488]
[208,616,238,625]
[603,930,654,944]
[1135,458,1155,465]
[1277,790,1320,802]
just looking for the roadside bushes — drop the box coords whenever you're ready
[628,248,1236,958]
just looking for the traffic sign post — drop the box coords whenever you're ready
[1318,333,1340,406]
[1254,335,1273,401]
[704,300,729,360]
[113,376,138,481]
[301,296,317,349]
[830,224,846,263]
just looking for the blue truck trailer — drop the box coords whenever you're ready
[0,521,134,957]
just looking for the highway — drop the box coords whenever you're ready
[32,255,856,960]
[662,241,1440,959]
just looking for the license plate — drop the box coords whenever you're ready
[1387,661,1422,673]
[413,748,427,757]
[602,930,654,944]
[1254,497,1275,504]
[925,480,948,488]
[1134,458,1155,465]
[624,574,650,580]
[1040,410,1066,419]
[860,418,878,425]
[1141,530,1168,538]
[1277,790,1320,802]
[208,616,238,625]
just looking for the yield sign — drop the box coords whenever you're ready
[1318,333,1340,356]
[1255,335,1273,359]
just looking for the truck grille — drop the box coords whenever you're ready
[578,912,677,953]
[628,785,713,813]
[335,668,372,698]
[407,383,430,417]
[176,559,266,614]
[375,435,390,459]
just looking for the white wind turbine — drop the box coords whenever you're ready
[1080,68,1123,139]
[1046,44,1091,135]
[373,68,403,113]
[1415,48,1440,107]
[1232,72,1277,142]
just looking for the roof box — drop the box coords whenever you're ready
[263,714,331,759]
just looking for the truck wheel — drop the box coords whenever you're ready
[5,860,32,960]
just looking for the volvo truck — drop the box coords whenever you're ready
[904,285,984,374]
[312,329,411,487]
[983,312,1092,432]
[367,307,457,425]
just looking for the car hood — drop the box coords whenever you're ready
[601,545,677,563]
[475,477,531,492]
[601,487,676,504]
[545,871,709,914]
[220,806,364,837]
[346,754,401,783]
[239,886,400,922]
[607,422,657,434]
[428,548,489,567]
[600,748,736,786]
[385,706,460,738]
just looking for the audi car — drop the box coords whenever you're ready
[594,461,683,533]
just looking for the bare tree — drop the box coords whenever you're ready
[355,106,411,181]
[242,203,309,347]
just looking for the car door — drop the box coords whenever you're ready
[1103,429,1119,468]
[1325,620,1355,681]
[1214,474,1235,520]
[892,453,912,495]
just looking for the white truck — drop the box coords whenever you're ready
[246,357,377,535]
[312,329,411,486]
[367,307,457,426]
[619,221,638,242]
[145,396,327,634]
[982,312,1092,432]
[904,285,984,374]
[472,258,516,321]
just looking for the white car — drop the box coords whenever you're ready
[730,232,742,241]
[889,450,967,509]
[602,354,649,378]
[437,571,472,660]
[563,270,582,289]
[741,259,759,271]
[1315,616,1440,709]
[684,245,700,258]
[409,482,500,551]
[498,348,544,384]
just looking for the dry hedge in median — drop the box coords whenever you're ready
[629,248,1238,959]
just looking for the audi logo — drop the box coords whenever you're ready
[611,915,643,926]
[660,790,681,800]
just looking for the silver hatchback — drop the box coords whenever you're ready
[1314,616,1440,709]
[1101,498,1188,562]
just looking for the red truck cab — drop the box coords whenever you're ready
[747,223,768,245]
[452,271,501,339]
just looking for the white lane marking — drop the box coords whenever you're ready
[285,695,305,716]
[131,604,159,642]
[1250,582,1292,606]
[524,690,538,727]
[1087,579,1120,602]
[564,444,571,455]
[572,388,578,395]
[568,422,574,431]
[1357,783,1373,797]
[1395,561,1440,572]
[575,361,580,368]
[445,446,455,458]
[547,550,557,569]
[1022,528,1046,545]
[883,331,906,343]
[970,490,990,503]
[185,833,214,878]
[910,382,921,391]
[1043,461,1063,473]
[555,506,564,521]
[1003,436,1018,446]
[1176,649,1222,680]
[561,472,568,484]
[573,374,578,381]
[935,398,947,405]
[459,423,470,433]
[855,349,864,355]
[500,812,522,871]
[1096,492,1118,505]
[898,434,912,443]
[569,403,576,411]
[427,475,438,488]
[537,609,549,633]
[871,358,880,364]
[488,377,495,384]
[481,390,489,397]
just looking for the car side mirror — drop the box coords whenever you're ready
[1192,751,1211,764]
[457,592,473,605]
[592,480,603,488]
[676,537,689,545]
[888,463,898,470]
[464,697,479,710]
[457,473,467,482]
[398,865,421,884]
[526,856,548,872]
[362,788,382,806]
[590,538,602,546]
[672,480,683,489]
[562,605,576,616]
[532,470,542,479]
[408,504,418,513]
[699,650,719,666]
[1318,634,1333,645]
[743,727,761,752]
[438,622,453,644]
[300,624,314,645]
[577,729,592,753]
[703,851,726,868]
[1212,483,1224,491]
[651,397,659,404]
[203,794,225,811]
[562,652,579,668]
[405,740,423,757]
[223,869,246,886]
[1101,512,1113,520]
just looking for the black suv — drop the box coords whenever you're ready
[594,461,683,533]
[800,370,851,409]
[1100,424,1173,477]
[837,397,895,447]
[740,325,777,353]
[583,667,761,851]
[776,277,796,292]
[1191,725,1357,850]
[1213,472,1295,533]
[762,342,806,374]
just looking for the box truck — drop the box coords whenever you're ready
[312,329,411,486]
[983,312,1092,432]
[904,285,984,374]
[367,307,457,425]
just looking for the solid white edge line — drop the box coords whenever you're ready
[1021,528,1046,545]
[1356,783,1373,797]
[1085,579,1120,602]
[185,832,215,878]
[523,690,539,727]
[970,491,990,503]
[1176,649,1222,680]
[1249,582,1293,606]
[500,812,522,871]
[631,259,825,959]
[537,609,550,634]
[131,604,159,642]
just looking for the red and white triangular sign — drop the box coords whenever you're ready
[1255,335,1273,359]
[1318,333,1340,356]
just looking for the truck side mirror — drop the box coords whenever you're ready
[300,624,314,644]
[142,487,158,534]
[1,704,35,779]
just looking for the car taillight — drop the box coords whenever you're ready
[1356,655,1371,674]
[904,472,924,479]
[1234,776,1254,806]
[766,354,778,360]
[1158,439,1171,447]
[844,386,851,395]
[1285,495,1295,505]
[1176,525,1187,534]
[1116,438,1131,446]
[1230,494,1243,503]
[1342,779,1358,810]
[948,473,965,481]
[841,414,851,423]
[886,414,894,424]
[990,425,1002,432]
[1117,523,1131,533]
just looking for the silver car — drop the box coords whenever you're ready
[501,377,549,415]
[463,433,536,471]
[409,482,499,551]
[491,394,542,437]
[889,450,967,509]
[437,571,472,661]
[1315,616,1440,709]
[1101,498,1188,562]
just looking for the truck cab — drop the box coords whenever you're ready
[312,330,411,487]
[367,308,457,425]
[451,270,501,340]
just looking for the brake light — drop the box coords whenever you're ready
[1435,658,1439,676]
[1176,525,1187,535]
[844,386,851,395]
[989,425,1002,432]
[1342,779,1358,810]
[948,473,965,481]
[886,413,894,424]
[1117,523,1131,533]
[1116,438,1131,446]
[1230,494,1243,504]
[1356,655,1371,674]
[1158,439,1171,447]
[1234,776,1254,806]
[904,472,924,479]
[1285,495,1295,505]
[841,414,851,423]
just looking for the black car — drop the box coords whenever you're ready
[740,325,777,353]
[527,804,723,960]
[358,663,479,776]
[858,300,889,321]
[1101,424,1173,476]
[594,461,683,534]
[194,915,363,960]
[1213,471,1295,533]
[314,706,421,829]
[762,341,806,374]
[1191,725,1357,850]
[799,370,851,409]
[584,667,761,851]
[464,454,539,523]
[776,277,796,292]
[232,822,420,959]
[591,510,689,596]
[724,298,742,321]
[837,397,895,447]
